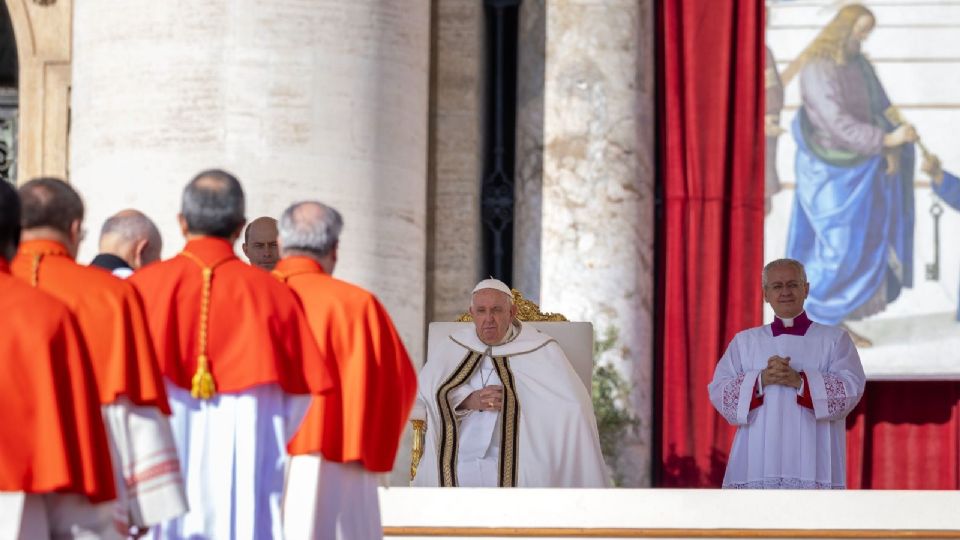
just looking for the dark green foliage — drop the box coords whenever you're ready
[591,326,640,486]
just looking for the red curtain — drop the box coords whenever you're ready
[846,382,960,489]
[654,0,960,489]
[655,0,766,486]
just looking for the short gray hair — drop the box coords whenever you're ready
[279,201,343,257]
[762,258,807,287]
[181,169,245,238]
[100,210,159,244]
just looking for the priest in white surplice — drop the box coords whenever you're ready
[412,279,608,488]
[709,258,866,489]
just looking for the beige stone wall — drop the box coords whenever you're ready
[6,0,72,182]
[68,0,430,484]
[426,0,483,324]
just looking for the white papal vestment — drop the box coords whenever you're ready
[413,323,608,488]
[708,318,865,488]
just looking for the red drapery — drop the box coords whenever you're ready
[846,382,960,489]
[655,0,766,486]
[654,0,960,489]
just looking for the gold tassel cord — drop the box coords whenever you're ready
[191,265,216,399]
[179,252,223,400]
[30,253,42,287]
[191,354,216,400]
[29,249,65,287]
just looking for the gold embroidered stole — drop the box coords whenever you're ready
[435,350,521,487]
[493,356,520,487]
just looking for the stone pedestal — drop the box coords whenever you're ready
[69,0,430,482]
[515,0,656,486]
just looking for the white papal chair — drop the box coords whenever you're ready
[410,290,594,481]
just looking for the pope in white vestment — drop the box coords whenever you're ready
[709,259,866,489]
[413,279,608,488]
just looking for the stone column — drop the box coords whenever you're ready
[69,0,430,482]
[513,0,546,301]
[6,0,73,182]
[516,0,656,486]
[427,0,484,323]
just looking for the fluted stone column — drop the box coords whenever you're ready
[69,0,430,481]
[515,0,656,486]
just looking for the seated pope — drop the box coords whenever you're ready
[411,278,608,487]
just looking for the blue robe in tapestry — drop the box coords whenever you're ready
[934,170,960,320]
[786,54,915,325]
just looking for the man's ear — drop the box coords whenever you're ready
[69,219,82,241]
[177,214,189,239]
[68,219,84,256]
[241,243,249,257]
[133,238,149,268]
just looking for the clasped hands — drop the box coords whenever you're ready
[761,355,802,390]
[458,385,504,412]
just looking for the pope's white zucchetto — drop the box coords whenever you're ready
[472,278,513,300]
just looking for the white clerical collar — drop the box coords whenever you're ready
[780,310,805,328]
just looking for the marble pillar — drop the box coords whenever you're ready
[6,0,73,182]
[516,0,656,486]
[69,0,430,482]
[514,0,546,302]
[427,0,484,323]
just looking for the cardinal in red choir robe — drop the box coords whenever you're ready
[272,201,417,540]
[0,180,116,538]
[129,170,335,540]
[11,178,186,535]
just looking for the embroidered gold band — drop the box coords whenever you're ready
[435,351,521,487]
[436,351,483,487]
[493,356,520,488]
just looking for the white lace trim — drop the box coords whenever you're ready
[725,478,844,489]
[823,374,848,415]
[720,373,746,423]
